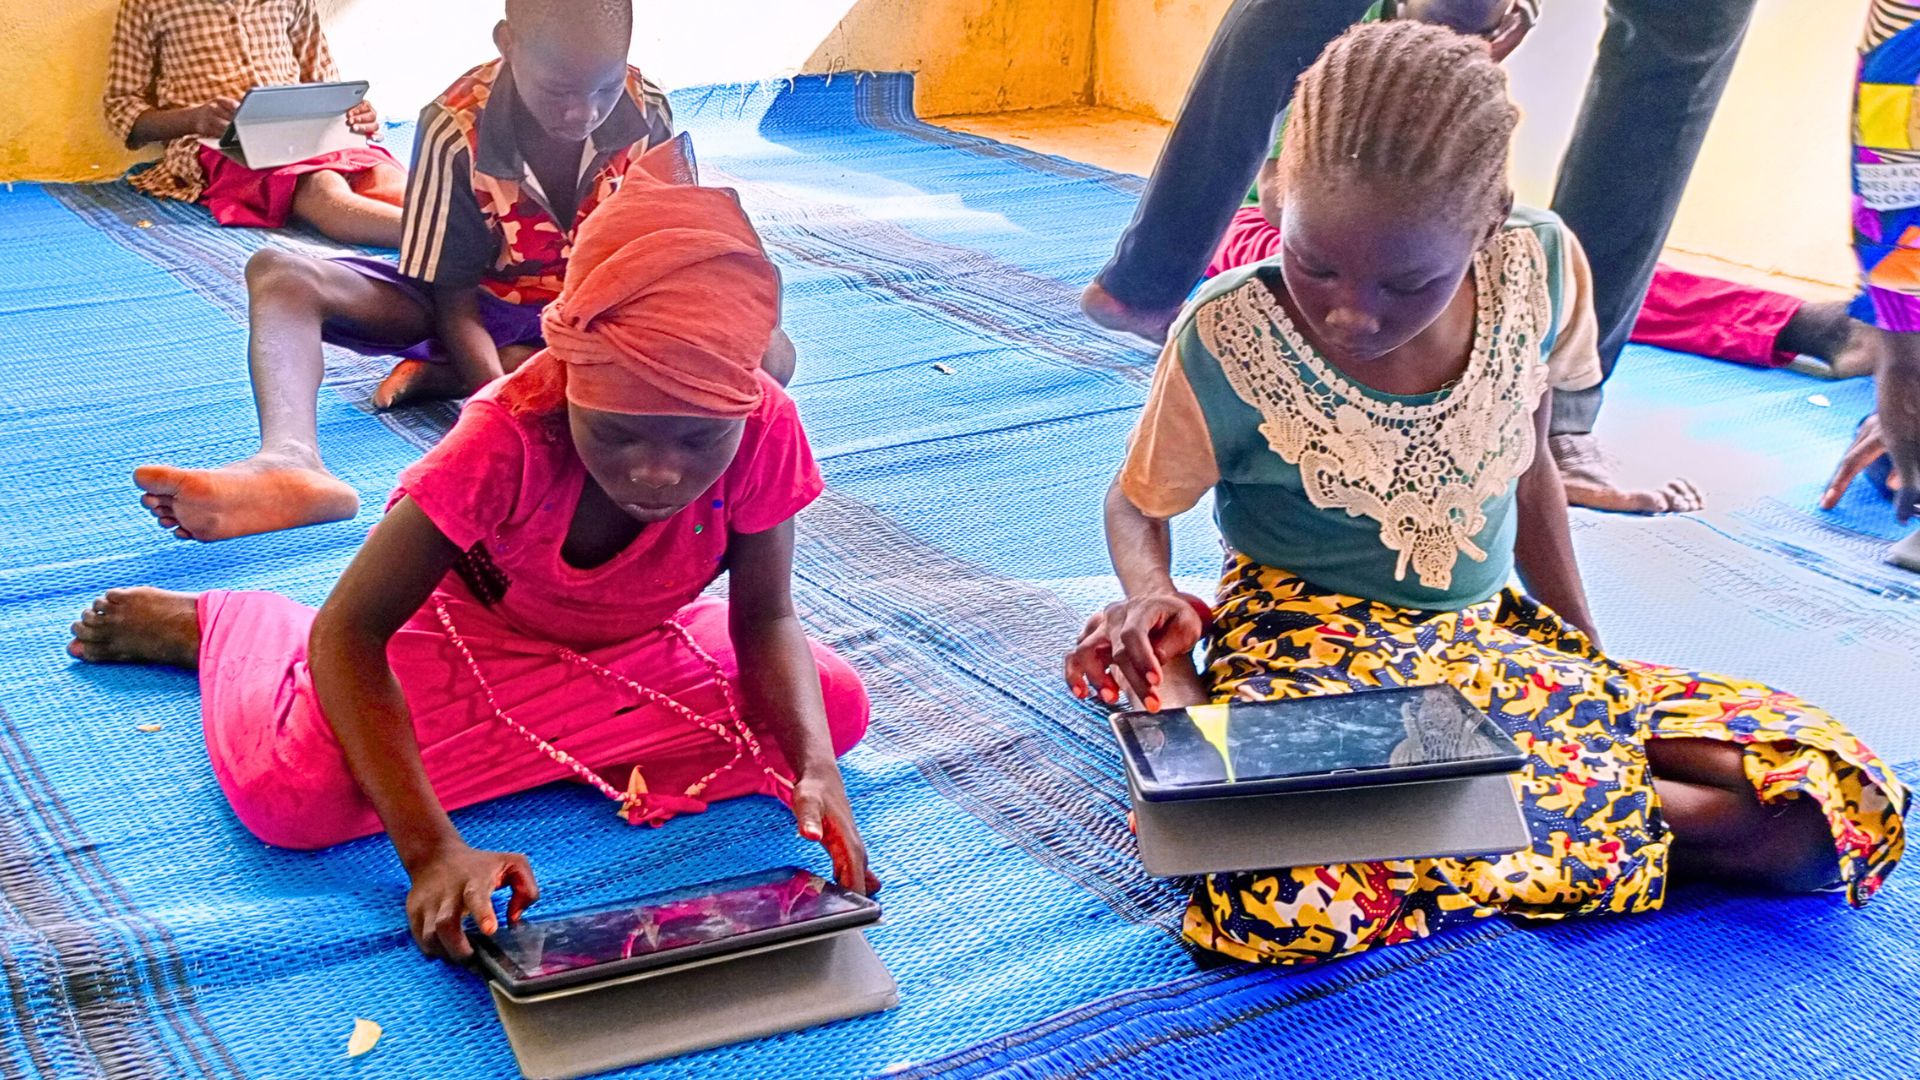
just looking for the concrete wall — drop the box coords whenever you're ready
[1092,0,1867,288]
[0,0,1094,183]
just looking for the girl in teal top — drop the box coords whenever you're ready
[1064,22,1905,966]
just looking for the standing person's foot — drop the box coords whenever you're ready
[67,587,202,668]
[132,449,359,541]
[1777,301,1878,379]
[371,359,468,410]
[1550,433,1705,515]
[1081,280,1181,345]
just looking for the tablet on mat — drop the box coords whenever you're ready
[471,866,880,996]
[1113,683,1524,802]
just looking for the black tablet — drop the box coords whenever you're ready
[1112,684,1525,802]
[470,867,880,996]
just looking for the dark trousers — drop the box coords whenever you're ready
[1094,0,1761,436]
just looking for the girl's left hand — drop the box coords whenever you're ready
[790,765,880,895]
[347,100,381,138]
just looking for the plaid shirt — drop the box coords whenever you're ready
[104,0,339,202]
[398,60,674,307]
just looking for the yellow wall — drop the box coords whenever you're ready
[0,0,1093,183]
[1091,0,1867,289]
[0,2,146,182]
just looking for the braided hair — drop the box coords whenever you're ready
[1279,20,1518,234]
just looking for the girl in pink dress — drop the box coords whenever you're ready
[68,164,876,962]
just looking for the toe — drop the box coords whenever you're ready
[132,464,185,497]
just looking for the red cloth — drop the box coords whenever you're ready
[1629,263,1804,368]
[195,143,399,229]
[1205,206,1285,279]
[543,144,780,419]
[198,591,868,850]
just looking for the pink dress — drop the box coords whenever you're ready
[196,363,869,849]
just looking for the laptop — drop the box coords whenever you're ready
[1111,684,1533,876]
[199,80,370,170]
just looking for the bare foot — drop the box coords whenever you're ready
[133,451,359,541]
[1080,280,1180,346]
[1550,433,1704,515]
[371,359,467,410]
[67,587,202,668]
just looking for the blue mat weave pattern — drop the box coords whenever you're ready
[0,73,1913,1078]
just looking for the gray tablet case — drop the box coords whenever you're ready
[486,927,897,1080]
[1888,529,1920,573]
[201,80,369,170]
[1127,770,1531,877]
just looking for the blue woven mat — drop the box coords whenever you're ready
[0,73,1913,1078]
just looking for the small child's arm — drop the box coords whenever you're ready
[726,520,879,894]
[1255,157,1284,231]
[310,497,538,960]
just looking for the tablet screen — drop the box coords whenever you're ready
[485,867,873,983]
[1116,685,1520,794]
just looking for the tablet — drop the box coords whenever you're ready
[231,80,369,126]
[470,867,880,996]
[1113,684,1525,802]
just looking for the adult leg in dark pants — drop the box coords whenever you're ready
[1547,0,1759,514]
[1082,0,1371,342]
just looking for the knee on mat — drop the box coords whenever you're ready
[245,247,328,301]
[1747,797,1842,894]
[816,649,871,756]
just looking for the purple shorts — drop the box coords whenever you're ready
[325,257,546,362]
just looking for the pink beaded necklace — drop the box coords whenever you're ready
[432,596,792,826]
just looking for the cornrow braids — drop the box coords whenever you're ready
[1281,20,1518,232]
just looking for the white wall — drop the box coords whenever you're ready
[1505,0,1865,289]
[315,0,1094,123]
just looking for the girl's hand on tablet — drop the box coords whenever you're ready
[790,766,880,896]
[1063,593,1207,711]
[405,843,540,961]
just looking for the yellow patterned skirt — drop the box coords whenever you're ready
[1184,555,1908,965]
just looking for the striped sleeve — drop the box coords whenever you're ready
[397,102,492,288]
[639,74,675,142]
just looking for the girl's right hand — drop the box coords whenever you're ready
[405,844,540,961]
[1062,592,1207,711]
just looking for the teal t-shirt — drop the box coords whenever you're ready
[1172,206,1578,611]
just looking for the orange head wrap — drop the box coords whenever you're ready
[540,136,780,418]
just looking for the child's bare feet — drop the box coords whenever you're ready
[132,450,359,541]
[1550,433,1704,515]
[1080,280,1180,345]
[67,587,202,668]
[371,359,467,410]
